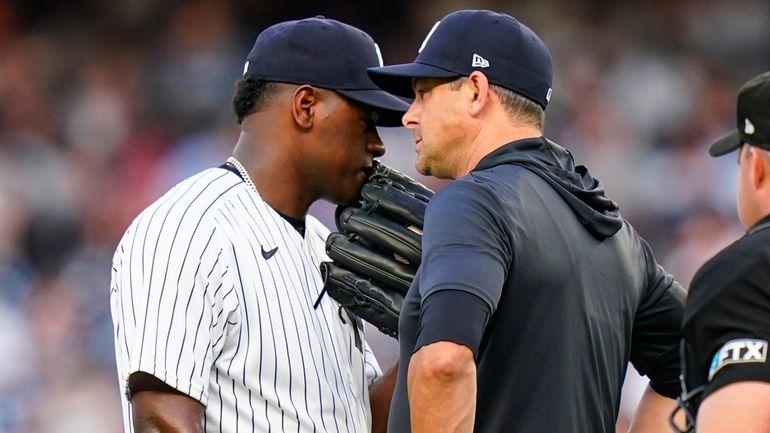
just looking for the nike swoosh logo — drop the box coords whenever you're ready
[261,245,278,260]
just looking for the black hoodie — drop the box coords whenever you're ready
[474,136,622,239]
[389,136,684,433]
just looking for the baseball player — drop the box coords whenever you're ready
[673,71,770,432]
[367,10,686,433]
[109,17,407,433]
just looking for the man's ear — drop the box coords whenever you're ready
[292,85,316,130]
[751,146,767,189]
[467,71,490,117]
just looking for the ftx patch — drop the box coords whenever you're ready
[709,338,768,381]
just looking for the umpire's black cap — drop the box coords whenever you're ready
[242,16,409,126]
[709,71,770,156]
[367,10,553,109]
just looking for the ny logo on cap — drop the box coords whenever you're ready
[745,118,756,135]
[419,20,441,53]
[374,43,384,67]
[472,54,489,68]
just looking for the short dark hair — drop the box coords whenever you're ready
[491,84,545,131]
[449,77,545,130]
[232,77,277,124]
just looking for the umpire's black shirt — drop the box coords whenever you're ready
[681,213,770,417]
[389,137,685,433]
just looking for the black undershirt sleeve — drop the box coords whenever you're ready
[415,289,491,357]
[630,238,686,398]
[412,180,512,356]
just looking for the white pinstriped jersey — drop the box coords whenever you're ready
[110,167,382,433]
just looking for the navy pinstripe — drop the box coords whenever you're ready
[110,167,382,433]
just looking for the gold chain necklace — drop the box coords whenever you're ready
[226,156,257,194]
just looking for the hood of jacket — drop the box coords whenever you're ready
[474,136,622,240]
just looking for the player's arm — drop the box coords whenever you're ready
[629,239,687,398]
[406,290,488,433]
[408,340,476,433]
[129,372,205,433]
[624,241,685,433]
[696,381,770,433]
[370,363,398,433]
[405,181,507,433]
[626,384,679,433]
[112,223,233,433]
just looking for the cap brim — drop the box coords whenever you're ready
[368,63,461,98]
[709,130,742,157]
[336,88,410,127]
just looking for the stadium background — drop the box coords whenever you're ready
[1,0,769,431]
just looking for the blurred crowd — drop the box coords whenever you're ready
[1,0,769,432]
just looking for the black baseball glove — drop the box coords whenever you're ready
[318,161,434,338]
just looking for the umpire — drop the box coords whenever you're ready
[673,71,770,432]
[368,10,686,433]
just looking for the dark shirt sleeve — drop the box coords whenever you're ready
[414,180,513,354]
[416,289,490,357]
[690,254,770,402]
[630,237,686,398]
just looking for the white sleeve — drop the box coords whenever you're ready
[363,338,383,385]
[110,210,237,405]
[305,215,331,262]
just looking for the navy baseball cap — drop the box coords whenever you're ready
[709,71,770,156]
[243,16,409,126]
[367,10,553,109]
